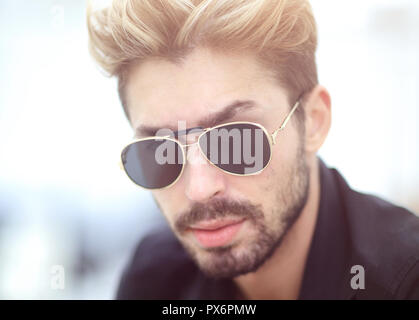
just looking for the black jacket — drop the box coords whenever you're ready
[116,158,419,299]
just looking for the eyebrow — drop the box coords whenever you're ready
[135,100,257,138]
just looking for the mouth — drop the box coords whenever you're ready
[189,218,246,248]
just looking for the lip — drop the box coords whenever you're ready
[189,218,246,248]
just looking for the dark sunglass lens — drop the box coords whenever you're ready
[199,123,271,175]
[121,138,184,189]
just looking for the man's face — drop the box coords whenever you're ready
[125,48,310,278]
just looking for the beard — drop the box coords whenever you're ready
[173,143,310,279]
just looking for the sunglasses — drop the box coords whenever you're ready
[120,98,301,190]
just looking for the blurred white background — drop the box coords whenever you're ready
[0,0,418,299]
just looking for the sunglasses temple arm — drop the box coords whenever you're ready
[271,100,301,145]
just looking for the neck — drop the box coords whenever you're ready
[233,157,321,300]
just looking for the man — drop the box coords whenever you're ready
[87,0,419,299]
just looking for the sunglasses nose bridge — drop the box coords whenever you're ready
[182,141,199,148]
[180,140,209,166]
[179,129,206,152]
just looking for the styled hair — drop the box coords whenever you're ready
[87,0,318,121]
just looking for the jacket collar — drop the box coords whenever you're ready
[298,157,355,299]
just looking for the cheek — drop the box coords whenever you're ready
[270,127,301,170]
[225,167,277,204]
[225,136,298,209]
[152,190,177,221]
[152,186,188,224]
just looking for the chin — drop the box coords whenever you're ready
[184,232,281,279]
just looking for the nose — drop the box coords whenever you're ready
[183,143,227,203]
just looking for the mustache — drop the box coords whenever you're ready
[175,198,263,233]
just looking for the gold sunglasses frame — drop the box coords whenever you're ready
[119,99,301,190]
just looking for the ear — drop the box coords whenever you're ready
[304,85,331,155]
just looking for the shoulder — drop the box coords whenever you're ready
[332,168,419,299]
[115,225,200,299]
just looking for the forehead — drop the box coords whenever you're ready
[125,48,287,135]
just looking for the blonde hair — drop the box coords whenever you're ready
[87,0,318,120]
